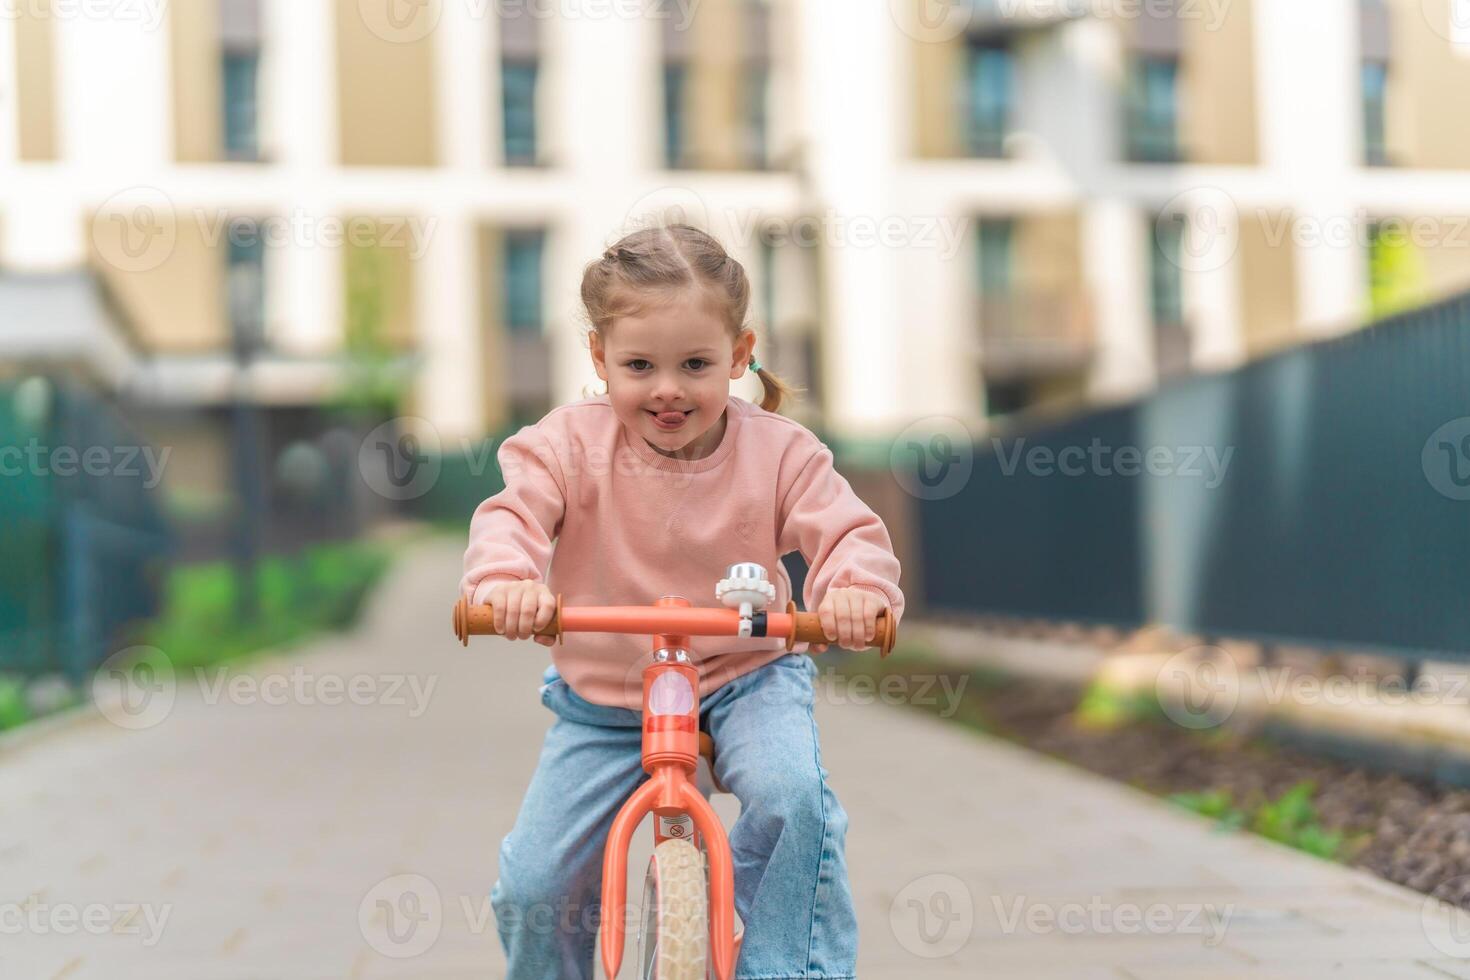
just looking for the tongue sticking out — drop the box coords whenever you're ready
[655,412,687,424]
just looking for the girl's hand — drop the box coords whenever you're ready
[484,580,558,646]
[810,587,882,653]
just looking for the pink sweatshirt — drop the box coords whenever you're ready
[460,393,905,710]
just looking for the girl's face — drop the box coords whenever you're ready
[591,290,755,460]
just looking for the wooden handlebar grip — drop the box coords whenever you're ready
[453,595,563,646]
[785,601,896,657]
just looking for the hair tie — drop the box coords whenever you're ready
[749,356,762,373]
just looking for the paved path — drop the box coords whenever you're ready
[3,538,1468,979]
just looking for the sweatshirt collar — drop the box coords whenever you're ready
[621,394,744,474]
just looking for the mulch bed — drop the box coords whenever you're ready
[855,662,1470,910]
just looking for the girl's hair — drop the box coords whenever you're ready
[580,224,798,414]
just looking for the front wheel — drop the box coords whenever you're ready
[636,837,708,979]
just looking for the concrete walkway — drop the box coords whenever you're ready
[2,538,1467,979]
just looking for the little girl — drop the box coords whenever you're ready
[461,224,905,980]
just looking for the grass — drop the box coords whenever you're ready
[0,676,30,731]
[140,540,393,670]
[1170,781,1354,860]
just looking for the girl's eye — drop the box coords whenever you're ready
[627,359,651,371]
[685,359,708,371]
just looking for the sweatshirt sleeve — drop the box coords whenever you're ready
[460,424,568,605]
[776,444,906,624]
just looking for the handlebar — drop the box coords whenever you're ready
[452,596,896,656]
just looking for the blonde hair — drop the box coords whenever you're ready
[580,224,797,414]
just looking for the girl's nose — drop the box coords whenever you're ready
[652,374,685,400]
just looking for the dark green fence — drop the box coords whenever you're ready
[0,378,172,682]
[917,291,1470,658]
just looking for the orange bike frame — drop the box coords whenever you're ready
[599,595,739,980]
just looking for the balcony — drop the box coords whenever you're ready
[973,290,1094,380]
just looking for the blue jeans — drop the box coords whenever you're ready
[491,654,858,979]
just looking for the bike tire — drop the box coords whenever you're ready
[636,837,708,980]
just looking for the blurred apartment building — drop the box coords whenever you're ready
[2,0,1469,466]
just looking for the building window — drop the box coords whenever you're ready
[1151,214,1190,377]
[220,0,262,161]
[1362,61,1389,166]
[504,230,545,334]
[663,63,688,168]
[499,7,540,166]
[984,379,1033,418]
[744,62,769,169]
[742,0,772,168]
[965,41,1012,158]
[977,219,1015,297]
[502,61,538,165]
[500,229,551,426]
[1125,57,1180,163]
[227,222,266,354]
